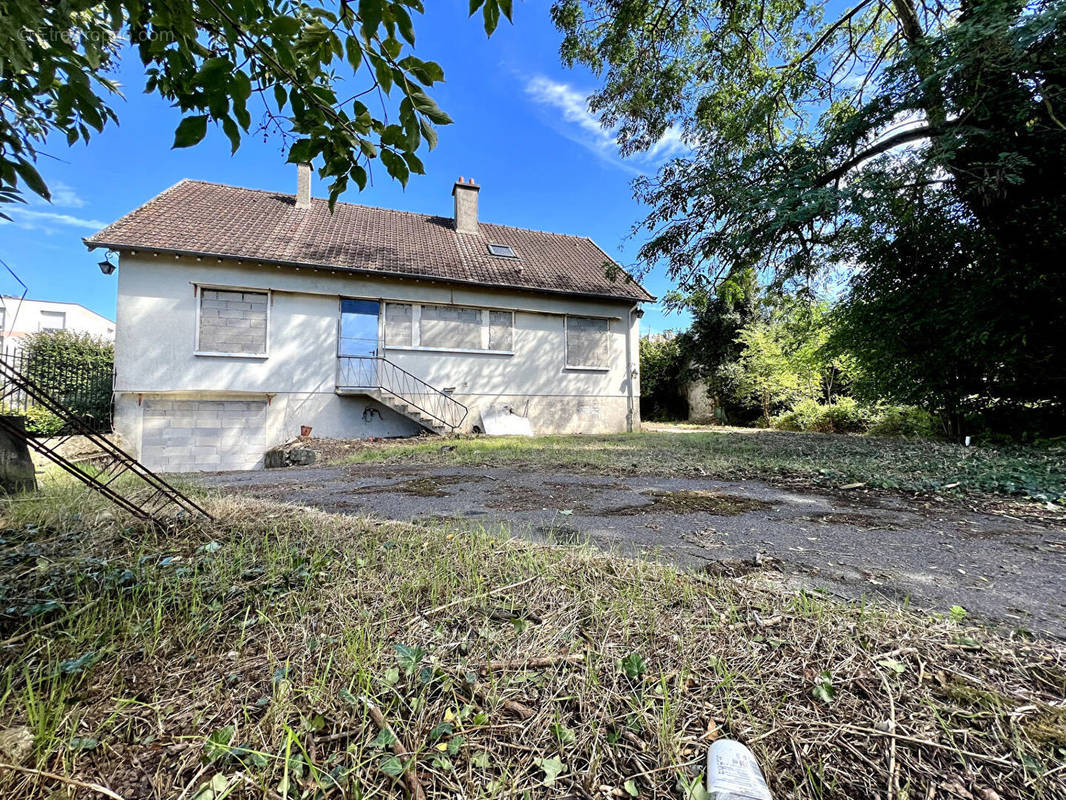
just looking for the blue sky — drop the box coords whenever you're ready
[1,1,688,334]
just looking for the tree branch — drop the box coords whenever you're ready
[815,124,942,186]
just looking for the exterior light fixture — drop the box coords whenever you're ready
[98,251,117,275]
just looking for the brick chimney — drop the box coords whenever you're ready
[296,163,312,209]
[452,177,480,234]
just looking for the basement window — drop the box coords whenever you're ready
[487,243,517,258]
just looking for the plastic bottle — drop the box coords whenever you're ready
[706,739,773,800]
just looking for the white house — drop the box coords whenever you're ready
[0,296,115,351]
[84,167,653,472]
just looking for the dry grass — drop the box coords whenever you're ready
[0,485,1064,800]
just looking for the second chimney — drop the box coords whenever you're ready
[296,163,312,209]
[452,177,480,234]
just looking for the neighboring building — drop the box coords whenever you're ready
[84,168,653,472]
[0,296,115,351]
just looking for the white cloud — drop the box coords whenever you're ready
[47,181,87,208]
[3,208,107,233]
[524,75,687,171]
[1,180,103,233]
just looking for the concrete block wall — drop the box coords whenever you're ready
[140,399,266,471]
[198,290,268,354]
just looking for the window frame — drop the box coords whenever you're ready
[194,284,271,359]
[487,243,518,258]
[39,310,67,331]
[564,314,611,371]
[383,301,515,355]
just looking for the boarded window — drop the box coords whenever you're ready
[489,310,513,351]
[566,316,609,368]
[384,303,413,347]
[420,304,482,350]
[198,289,267,354]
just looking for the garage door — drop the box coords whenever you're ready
[140,399,266,472]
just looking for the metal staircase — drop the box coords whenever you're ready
[335,356,468,435]
[0,356,212,522]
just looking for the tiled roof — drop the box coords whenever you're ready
[84,180,653,303]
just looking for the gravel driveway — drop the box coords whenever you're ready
[199,463,1066,637]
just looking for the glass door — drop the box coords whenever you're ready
[339,299,380,356]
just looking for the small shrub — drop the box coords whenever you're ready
[869,405,940,438]
[3,404,66,435]
[773,398,870,434]
[773,398,822,431]
[818,397,870,433]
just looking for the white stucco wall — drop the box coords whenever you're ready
[114,254,642,468]
[1,296,115,350]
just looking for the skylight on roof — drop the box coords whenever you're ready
[487,243,517,258]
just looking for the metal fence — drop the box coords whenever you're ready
[0,348,114,435]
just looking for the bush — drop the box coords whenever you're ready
[818,397,870,433]
[868,405,941,438]
[774,399,941,438]
[773,398,822,431]
[773,398,871,434]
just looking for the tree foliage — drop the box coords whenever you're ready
[1,0,513,212]
[638,335,687,421]
[552,0,1066,425]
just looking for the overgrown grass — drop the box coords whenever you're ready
[332,430,1066,504]
[1,484,1064,799]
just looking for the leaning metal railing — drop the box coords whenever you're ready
[336,355,468,431]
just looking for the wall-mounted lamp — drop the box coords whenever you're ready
[98,250,117,275]
[634,308,645,319]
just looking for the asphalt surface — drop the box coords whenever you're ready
[199,464,1066,638]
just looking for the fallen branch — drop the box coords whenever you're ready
[470,683,536,720]
[361,698,426,800]
[0,763,125,800]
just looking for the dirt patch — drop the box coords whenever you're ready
[608,489,774,516]
[486,480,623,512]
[351,474,487,497]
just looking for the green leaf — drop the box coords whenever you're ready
[620,652,646,680]
[394,6,415,45]
[419,118,438,150]
[345,37,363,71]
[379,755,405,777]
[222,116,241,154]
[203,726,235,763]
[624,778,639,797]
[269,16,303,38]
[535,756,566,787]
[468,0,486,17]
[482,0,501,34]
[381,149,410,186]
[394,643,426,675]
[372,728,396,749]
[408,88,452,125]
[172,115,209,149]
[811,671,836,704]
[877,658,907,675]
[13,159,50,201]
[359,0,384,36]
[550,723,576,746]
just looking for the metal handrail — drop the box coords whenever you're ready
[336,355,468,431]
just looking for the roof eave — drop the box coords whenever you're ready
[89,242,656,304]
